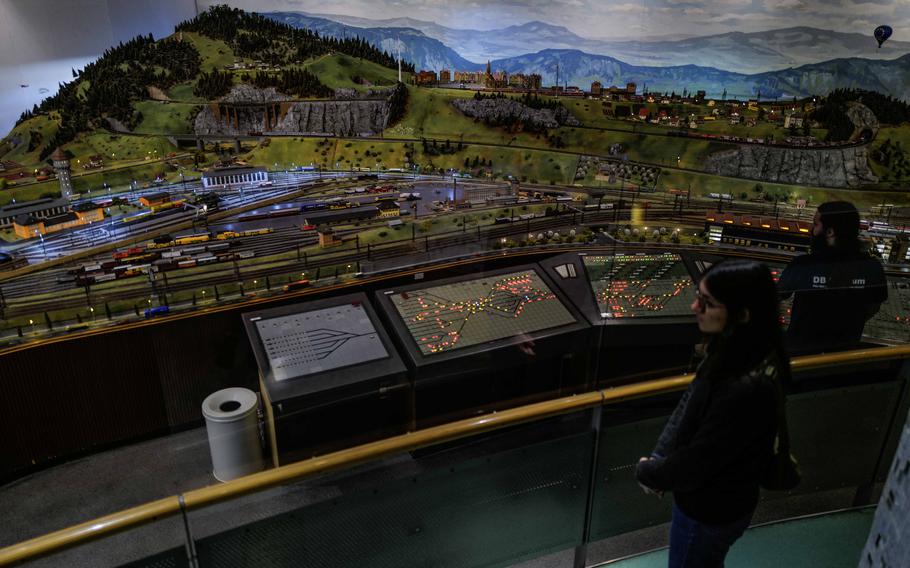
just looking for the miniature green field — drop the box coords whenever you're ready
[395,87,518,144]
[245,137,332,169]
[0,114,60,167]
[0,183,60,206]
[303,53,402,91]
[64,132,178,167]
[176,32,236,72]
[166,83,206,102]
[332,139,409,170]
[133,102,199,135]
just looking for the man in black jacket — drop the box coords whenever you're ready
[778,201,887,354]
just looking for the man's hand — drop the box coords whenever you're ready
[637,457,663,498]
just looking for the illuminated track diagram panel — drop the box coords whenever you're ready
[253,303,388,381]
[389,270,576,355]
[583,253,695,318]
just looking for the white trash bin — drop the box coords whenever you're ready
[202,387,264,482]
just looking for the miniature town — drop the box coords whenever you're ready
[0,4,906,344]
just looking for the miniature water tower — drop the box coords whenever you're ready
[51,147,74,201]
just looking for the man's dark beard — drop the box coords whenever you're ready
[811,232,830,253]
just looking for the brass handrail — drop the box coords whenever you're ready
[1,345,908,565]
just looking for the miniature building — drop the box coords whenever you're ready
[139,192,171,207]
[463,184,513,201]
[484,61,494,88]
[784,113,805,129]
[13,201,104,239]
[317,227,340,247]
[0,197,70,229]
[454,70,483,84]
[201,166,269,189]
[376,200,400,218]
[83,154,104,170]
[705,212,811,252]
[414,71,437,85]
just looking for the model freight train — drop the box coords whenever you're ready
[239,199,362,222]
[70,230,269,285]
[146,228,273,249]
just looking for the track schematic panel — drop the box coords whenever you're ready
[583,253,696,318]
[253,303,388,381]
[389,270,577,355]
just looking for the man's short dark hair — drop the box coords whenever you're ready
[817,201,860,246]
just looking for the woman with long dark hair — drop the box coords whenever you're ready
[635,260,786,567]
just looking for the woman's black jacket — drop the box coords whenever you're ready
[635,354,779,524]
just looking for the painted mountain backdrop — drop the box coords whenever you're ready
[264,11,910,102]
[493,50,910,101]
[292,13,910,74]
[265,12,482,73]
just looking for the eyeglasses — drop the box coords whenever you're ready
[694,291,723,313]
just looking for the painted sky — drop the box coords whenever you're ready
[204,0,910,39]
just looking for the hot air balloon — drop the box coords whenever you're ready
[874,25,893,48]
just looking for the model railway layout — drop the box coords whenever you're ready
[583,253,695,318]
[390,270,576,355]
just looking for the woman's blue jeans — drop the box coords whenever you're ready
[668,503,752,568]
